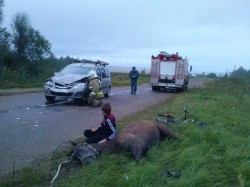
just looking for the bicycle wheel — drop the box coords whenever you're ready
[156,116,170,124]
[194,121,208,127]
[156,116,181,126]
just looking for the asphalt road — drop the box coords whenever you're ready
[0,79,205,174]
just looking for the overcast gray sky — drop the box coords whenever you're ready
[2,0,250,73]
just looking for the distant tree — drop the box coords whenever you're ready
[57,56,74,65]
[0,27,11,68]
[206,73,217,78]
[223,73,229,79]
[10,12,52,75]
[0,0,12,70]
[0,0,3,25]
[230,66,249,80]
[25,28,52,61]
[140,69,146,75]
[11,13,31,62]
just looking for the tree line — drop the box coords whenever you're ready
[0,0,74,88]
[0,0,249,88]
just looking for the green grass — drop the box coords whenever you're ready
[1,78,250,187]
[0,68,46,88]
[111,72,149,86]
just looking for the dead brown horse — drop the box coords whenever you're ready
[89,120,178,160]
[51,120,178,184]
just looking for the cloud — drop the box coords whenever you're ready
[3,0,250,72]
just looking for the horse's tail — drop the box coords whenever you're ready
[155,121,178,140]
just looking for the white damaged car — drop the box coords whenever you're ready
[44,60,111,102]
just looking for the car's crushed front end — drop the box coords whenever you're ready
[44,75,90,101]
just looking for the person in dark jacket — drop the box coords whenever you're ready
[84,102,117,144]
[129,66,139,95]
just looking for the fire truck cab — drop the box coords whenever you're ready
[150,51,191,91]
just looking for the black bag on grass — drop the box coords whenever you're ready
[50,143,99,185]
[72,143,99,164]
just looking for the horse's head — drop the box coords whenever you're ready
[89,139,120,154]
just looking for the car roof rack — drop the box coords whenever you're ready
[73,59,109,66]
[97,60,109,66]
[159,51,171,55]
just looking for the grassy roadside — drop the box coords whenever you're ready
[1,78,250,187]
[111,72,149,86]
[0,72,149,89]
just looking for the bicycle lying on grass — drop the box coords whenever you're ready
[156,106,209,127]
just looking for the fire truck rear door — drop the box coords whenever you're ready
[175,60,185,85]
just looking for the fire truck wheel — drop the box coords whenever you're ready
[152,86,160,91]
[179,85,185,92]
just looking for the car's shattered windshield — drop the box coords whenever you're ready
[60,66,92,75]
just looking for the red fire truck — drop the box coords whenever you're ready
[150,51,191,91]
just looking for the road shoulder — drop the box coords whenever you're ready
[0,88,43,96]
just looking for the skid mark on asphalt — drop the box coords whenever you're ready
[43,87,150,106]
[43,99,70,107]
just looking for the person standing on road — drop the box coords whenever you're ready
[129,66,139,95]
[84,102,117,144]
[87,71,103,107]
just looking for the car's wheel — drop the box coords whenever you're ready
[104,86,111,97]
[45,96,55,102]
[74,98,85,104]
[152,86,157,91]
[152,86,160,91]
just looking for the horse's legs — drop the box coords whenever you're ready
[130,144,143,160]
